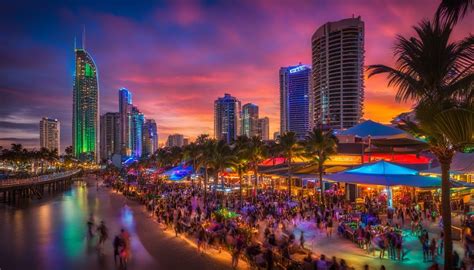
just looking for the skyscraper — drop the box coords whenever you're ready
[312,17,364,130]
[143,119,158,156]
[241,103,259,137]
[167,134,185,147]
[119,88,132,156]
[279,64,312,140]
[73,37,99,161]
[100,112,120,161]
[257,117,270,141]
[130,106,144,158]
[39,117,60,153]
[214,93,241,143]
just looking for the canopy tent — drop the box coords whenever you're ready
[337,120,405,138]
[422,152,474,175]
[162,164,193,181]
[336,120,426,148]
[323,160,474,188]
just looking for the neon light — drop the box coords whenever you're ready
[289,65,306,73]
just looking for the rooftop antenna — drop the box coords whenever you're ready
[74,36,77,51]
[82,25,86,50]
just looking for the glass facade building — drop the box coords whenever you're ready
[312,17,364,129]
[39,117,60,153]
[130,106,144,158]
[99,112,120,161]
[73,47,99,161]
[241,103,259,137]
[214,93,241,143]
[143,119,158,156]
[279,64,312,140]
[119,88,133,156]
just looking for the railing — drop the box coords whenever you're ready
[0,170,81,188]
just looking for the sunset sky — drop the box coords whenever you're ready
[0,0,472,152]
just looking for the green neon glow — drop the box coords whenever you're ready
[85,63,93,77]
[73,50,98,160]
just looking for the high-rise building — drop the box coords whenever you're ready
[130,106,144,158]
[241,103,259,137]
[183,138,190,146]
[167,134,185,147]
[273,131,280,141]
[214,93,241,143]
[73,38,99,161]
[312,17,364,130]
[257,117,270,140]
[119,88,133,156]
[279,64,312,140]
[39,117,60,153]
[143,119,158,156]
[100,112,120,161]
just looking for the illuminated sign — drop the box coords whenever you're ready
[289,65,307,73]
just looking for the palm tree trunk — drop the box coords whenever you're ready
[221,171,225,190]
[319,165,324,205]
[239,169,243,207]
[287,159,292,198]
[440,158,453,270]
[192,159,196,187]
[204,168,208,203]
[253,165,258,202]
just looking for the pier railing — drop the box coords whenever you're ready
[0,170,81,188]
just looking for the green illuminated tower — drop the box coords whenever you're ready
[73,32,99,161]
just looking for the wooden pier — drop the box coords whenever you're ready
[0,170,82,203]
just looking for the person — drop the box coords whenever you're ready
[396,233,402,261]
[329,256,339,270]
[119,241,128,268]
[120,228,131,260]
[300,231,305,249]
[264,248,273,270]
[327,217,333,238]
[453,251,460,269]
[302,253,313,270]
[87,214,95,238]
[113,234,122,264]
[380,266,386,270]
[430,238,437,261]
[422,237,430,262]
[438,231,444,255]
[317,254,328,270]
[197,227,206,255]
[339,259,348,270]
[380,236,388,259]
[232,235,243,269]
[96,221,108,253]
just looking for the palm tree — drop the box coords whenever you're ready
[233,136,250,206]
[265,141,282,190]
[303,127,338,205]
[245,136,266,201]
[197,138,215,202]
[437,0,473,25]
[183,142,200,185]
[208,140,235,194]
[169,146,183,167]
[278,132,302,198]
[367,17,474,269]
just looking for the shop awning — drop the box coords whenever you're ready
[162,164,193,181]
[323,160,474,188]
[422,152,474,175]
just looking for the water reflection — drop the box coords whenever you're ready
[0,180,156,270]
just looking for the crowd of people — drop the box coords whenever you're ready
[86,212,131,269]
[100,173,472,269]
[111,179,389,269]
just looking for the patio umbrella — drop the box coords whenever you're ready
[323,160,472,188]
